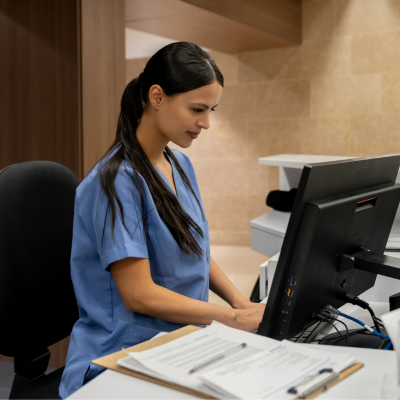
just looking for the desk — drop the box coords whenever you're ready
[69,345,394,399]
[68,302,395,399]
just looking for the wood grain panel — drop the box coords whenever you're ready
[0,0,126,371]
[182,0,302,44]
[48,336,71,368]
[125,0,301,53]
[125,0,194,21]
[81,0,126,175]
[0,0,80,369]
[0,0,81,178]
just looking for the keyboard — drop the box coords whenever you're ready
[290,321,327,343]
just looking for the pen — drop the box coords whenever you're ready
[189,342,247,374]
[287,368,338,398]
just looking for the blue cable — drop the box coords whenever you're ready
[384,341,393,350]
[337,311,390,340]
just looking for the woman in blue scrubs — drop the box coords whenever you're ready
[60,42,265,398]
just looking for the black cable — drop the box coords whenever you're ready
[366,306,382,333]
[315,314,349,346]
[323,319,348,346]
[344,293,382,333]
[334,319,349,346]
[317,325,384,348]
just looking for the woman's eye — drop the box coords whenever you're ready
[192,108,216,113]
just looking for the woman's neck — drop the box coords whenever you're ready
[136,111,169,168]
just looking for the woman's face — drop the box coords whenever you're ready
[151,80,223,148]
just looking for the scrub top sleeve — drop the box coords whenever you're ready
[94,163,149,270]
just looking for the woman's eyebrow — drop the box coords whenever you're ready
[191,103,218,109]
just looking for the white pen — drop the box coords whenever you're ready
[189,342,247,374]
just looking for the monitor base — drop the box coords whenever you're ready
[319,328,389,349]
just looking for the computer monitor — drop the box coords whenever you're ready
[257,154,400,342]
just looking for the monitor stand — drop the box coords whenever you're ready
[319,328,389,349]
[340,249,400,280]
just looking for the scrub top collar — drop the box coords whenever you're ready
[152,151,179,199]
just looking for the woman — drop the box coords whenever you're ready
[59,42,265,398]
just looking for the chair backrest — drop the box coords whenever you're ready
[0,161,79,357]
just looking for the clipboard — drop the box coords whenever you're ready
[92,325,364,400]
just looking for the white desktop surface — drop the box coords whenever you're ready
[68,368,199,399]
[69,344,394,400]
[68,302,395,399]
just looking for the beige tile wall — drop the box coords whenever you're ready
[126,0,400,246]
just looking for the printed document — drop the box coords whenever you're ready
[118,321,268,397]
[117,321,355,399]
[199,339,355,399]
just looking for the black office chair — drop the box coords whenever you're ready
[0,161,79,399]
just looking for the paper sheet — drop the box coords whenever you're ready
[381,308,400,350]
[118,321,355,399]
[200,340,355,399]
[119,321,270,397]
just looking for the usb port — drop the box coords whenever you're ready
[290,278,294,286]
[287,289,291,296]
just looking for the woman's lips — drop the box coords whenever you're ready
[187,131,200,139]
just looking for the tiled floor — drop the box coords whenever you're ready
[0,361,13,399]
[0,245,266,399]
[208,245,266,306]
[0,362,55,399]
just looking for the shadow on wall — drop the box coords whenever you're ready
[0,1,78,51]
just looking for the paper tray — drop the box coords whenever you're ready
[93,325,363,400]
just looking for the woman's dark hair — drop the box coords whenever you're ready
[98,42,224,257]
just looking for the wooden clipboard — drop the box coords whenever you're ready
[93,325,364,400]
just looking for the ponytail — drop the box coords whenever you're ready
[98,42,224,256]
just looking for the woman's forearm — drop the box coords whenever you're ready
[208,256,250,308]
[130,282,237,326]
[111,257,235,327]
[110,257,264,332]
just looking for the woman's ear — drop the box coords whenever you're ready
[149,84,164,107]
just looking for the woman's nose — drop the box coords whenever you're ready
[198,113,210,130]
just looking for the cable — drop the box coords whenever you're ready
[324,305,390,339]
[316,310,388,348]
[385,341,393,350]
[334,319,349,346]
[366,306,382,333]
[336,311,390,340]
[314,316,347,346]
[313,313,349,346]
[343,293,382,333]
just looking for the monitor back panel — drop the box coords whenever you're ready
[283,184,400,340]
[258,154,400,339]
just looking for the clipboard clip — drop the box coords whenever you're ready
[287,368,339,399]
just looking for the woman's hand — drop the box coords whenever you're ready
[230,306,266,333]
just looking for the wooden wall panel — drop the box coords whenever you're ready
[0,0,81,178]
[181,0,302,44]
[0,0,125,369]
[125,0,302,53]
[0,0,80,367]
[81,0,126,175]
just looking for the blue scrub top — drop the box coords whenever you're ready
[59,149,210,398]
